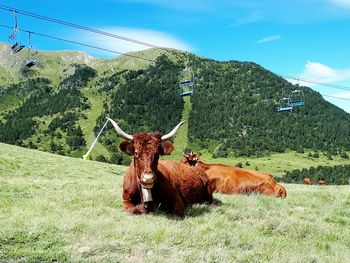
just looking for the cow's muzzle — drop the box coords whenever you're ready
[140,173,154,189]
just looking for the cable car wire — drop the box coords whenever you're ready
[1,6,350,101]
[321,94,350,101]
[0,5,170,52]
[0,24,156,63]
[279,73,350,92]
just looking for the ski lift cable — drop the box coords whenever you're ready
[1,6,350,93]
[279,73,350,92]
[0,24,156,63]
[3,22,347,101]
[0,5,171,53]
[1,7,350,94]
[321,94,350,101]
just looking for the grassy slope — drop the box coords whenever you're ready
[1,143,350,262]
[168,96,192,161]
[2,43,350,171]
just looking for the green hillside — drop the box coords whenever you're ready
[1,41,350,168]
[187,58,350,157]
[1,142,350,262]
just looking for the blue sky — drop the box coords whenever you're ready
[1,0,350,112]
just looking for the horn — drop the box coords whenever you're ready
[161,121,186,141]
[106,117,133,141]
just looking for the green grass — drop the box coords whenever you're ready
[196,150,350,177]
[1,142,350,262]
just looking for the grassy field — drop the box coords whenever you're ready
[197,150,350,177]
[1,142,350,262]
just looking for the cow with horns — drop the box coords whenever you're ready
[107,118,213,216]
[180,152,287,198]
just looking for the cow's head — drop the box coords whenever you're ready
[107,117,185,201]
[180,152,201,166]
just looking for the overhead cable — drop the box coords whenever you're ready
[1,6,350,96]
[279,73,350,92]
[321,94,350,101]
[0,5,170,52]
[0,24,156,62]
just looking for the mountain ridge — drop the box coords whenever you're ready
[0,41,349,164]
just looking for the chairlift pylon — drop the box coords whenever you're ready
[179,67,194,96]
[8,10,25,54]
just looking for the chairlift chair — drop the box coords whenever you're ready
[10,42,25,53]
[179,80,194,87]
[288,90,305,106]
[277,97,293,112]
[25,32,38,68]
[25,59,37,68]
[8,10,25,54]
[179,67,194,96]
[179,91,193,97]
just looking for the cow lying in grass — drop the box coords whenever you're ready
[180,152,287,198]
[304,178,312,185]
[107,118,213,216]
[318,179,326,185]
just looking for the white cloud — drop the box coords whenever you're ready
[256,35,281,44]
[328,0,350,8]
[300,61,350,85]
[75,27,192,58]
[229,11,264,27]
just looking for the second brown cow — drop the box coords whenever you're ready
[181,152,287,198]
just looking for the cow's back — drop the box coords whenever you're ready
[204,164,274,183]
[200,163,285,197]
[157,160,213,205]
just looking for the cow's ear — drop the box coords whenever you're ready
[119,140,134,156]
[160,141,174,155]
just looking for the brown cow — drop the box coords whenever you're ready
[181,152,287,198]
[303,178,312,185]
[107,118,213,216]
[318,179,326,185]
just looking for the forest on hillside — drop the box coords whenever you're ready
[93,55,184,164]
[96,55,184,134]
[0,65,95,154]
[1,51,350,161]
[187,57,350,157]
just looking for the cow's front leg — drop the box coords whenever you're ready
[123,200,147,214]
[123,188,147,214]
